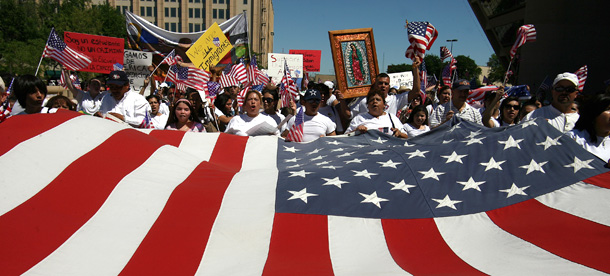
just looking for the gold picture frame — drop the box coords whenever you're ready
[328,28,379,99]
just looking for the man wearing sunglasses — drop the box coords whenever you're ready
[282,88,336,142]
[523,72,580,132]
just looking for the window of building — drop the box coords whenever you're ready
[189,8,193,18]
[171,8,176,17]
[226,8,230,16]
[195,24,201,32]
[171,23,177,32]
[178,22,182,31]
[195,9,200,18]
[219,9,224,19]
[202,23,206,29]
[165,23,170,30]
[189,23,193,32]
[213,0,217,3]
[243,0,246,4]
[165,7,169,17]
[219,0,224,3]
[147,7,152,16]
[140,7,145,15]
[213,9,217,18]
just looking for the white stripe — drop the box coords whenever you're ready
[537,182,610,227]
[23,145,204,276]
[328,216,410,276]
[435,213,601,275]
[0,116,128,216]
[195,136,278,275]
[178,132,220,162]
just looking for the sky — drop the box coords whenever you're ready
[272,0,495,76]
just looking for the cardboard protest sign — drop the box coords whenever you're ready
[123,50,153,93]
[186,22,233,71]
[267,53,304,86]
[289,50,321,72]
[63,32,124,74]
[388,71,414,89]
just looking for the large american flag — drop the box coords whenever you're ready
[285,106,304,142]
[1,113,610,275]
[42,28,92,71]
[509,24,537,59]
[574,65,588,91]
[167,64,210,91]
[405,21,438,60]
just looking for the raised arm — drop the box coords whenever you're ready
[482,87,504,128]
[408,56,422,103]
[62,69,81,99]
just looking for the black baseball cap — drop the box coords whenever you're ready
[107,70,129,86]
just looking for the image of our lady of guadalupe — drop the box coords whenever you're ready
[343,42,370,87]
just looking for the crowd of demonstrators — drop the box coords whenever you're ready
[224,90,279,136]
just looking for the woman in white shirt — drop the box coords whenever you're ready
[403,105,430,137]
[346,90,407,138]
[225,90,279,136]
[146,94,168,130]
[567,94,610,166]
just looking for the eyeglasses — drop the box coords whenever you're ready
[262,97,274,103]
[504,104,520,110]
[553,86,577,93]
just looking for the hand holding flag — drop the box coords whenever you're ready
[405,21,438,60]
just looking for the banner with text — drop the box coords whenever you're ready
[124,50,153,93]
[267,53,304,86]
[186,22,233,71]
[288,50,321,72]
[64,32,124,74]
[388,71,414,89]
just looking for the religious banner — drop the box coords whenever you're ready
[63,32,124,74]
[124,50,153,93]
[388,71,414,89]
[289,50,321,72]
[186,22,233,72]
[267,53,303,86]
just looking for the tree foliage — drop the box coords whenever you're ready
[486,54,504,83]
[0,0,126,76]
[454,55,481,82]
[387,63,411,73]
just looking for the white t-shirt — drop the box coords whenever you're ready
[262,111,287,133]
[76,90,106,115]
[286,113,336,142]
[346,112,403,135]
[566,129,610,162]
[523,104,579,133]
[351,92,411,118]
[317,105,343,133]
[225,113,279,136]
[150,113,169,130]
[403,123,430,137]
[99,90,150,127]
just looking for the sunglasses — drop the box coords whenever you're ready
[553,86,577,93]
[262,97,274,103]
[504,104,520,110]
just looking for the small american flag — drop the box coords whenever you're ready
[219,73,239,89]
[574,65,587,91]
[280,60,299,108]
[212,37,220,47]
[138,112,155,129]
[229,59,248,85]
[405,21,438,60]
[0,78,13,123]
[442,64,452,86]
[167,64,210,91]
[419,60,428,103]
[42,28,92,71]
[207,81,221,101]
[509,24,536,59]
[286,106,304,142]
[59,70,81,90]
[113,63,124,71]
[161,50,177,66]
[440,46,453,62]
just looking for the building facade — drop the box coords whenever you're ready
[99,0,274,66]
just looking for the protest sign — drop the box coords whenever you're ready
[186,22,233,71]
[63,32,124,74]
[288,50,321,72]
[267,53,303,85]
[388,71,414,89]
[123,50,153,93]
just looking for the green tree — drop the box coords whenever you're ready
[486,54,504,83]
[387,63,411,73]
[423,54,442,79]
[454,55,481,83]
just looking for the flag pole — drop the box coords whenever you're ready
[503,58,514,86]
[148,50,175,79]
[35,28,54,76]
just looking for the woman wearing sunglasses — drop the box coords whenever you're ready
[261,88,286,132]
[482,88,521,128]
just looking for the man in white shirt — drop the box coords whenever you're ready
[97,70,150,127]
[430,79,483,127]
[283,88,336,142]
[523,72,580,133]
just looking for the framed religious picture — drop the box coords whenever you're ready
[328,28,379,98]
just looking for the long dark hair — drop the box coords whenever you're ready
[166,99,199,128]
[406,104,429,125]
[498,96,521,125]
[574,94,610,143]
[214,93,232,116]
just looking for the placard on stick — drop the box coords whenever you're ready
[186,22,233,71]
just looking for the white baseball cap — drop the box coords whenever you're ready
[553,72,579,87]
[323,81,334,90]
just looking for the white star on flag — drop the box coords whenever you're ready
[403,141,415,147]
[359,191,389,208]
[536,136,562,150]
[500,183,529,198]
[456,177,486,191]
[321,165,342,170]
[564,156,594,173]
[419,168,445,181]
[283,146,300,153]
[377,159,402,169]
[331,148,344,152]
[432,195,462,210]
[442,139,454,144]
[352,169,378,179]
[345,158,366,164]
[287,188,318,203]
[388,180,416,193]
[406,149,429,159]
[322,177,349,188]
[372,137,387,144]
[315,161,330,166]
[326,140,340,145]
[367,149,387,155]
[286,164,300,169]
[288,170,313,178]
[480,157,505,171]
[519,159,548,174]
[521,120,538,128]
[441,151,467,164]
[337,152,354,158]
[463,136,485,146]
[306,148,322,155]
[448,124,461,133]
[310,155,326,161]
[285,158,301,163]
[465,130,482,139]
[498,135,524,150]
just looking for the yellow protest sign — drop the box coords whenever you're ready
[187,22,233,71]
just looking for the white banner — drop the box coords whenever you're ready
[388,71,413,90]
[267,53,303,86]
[124,50,153,94]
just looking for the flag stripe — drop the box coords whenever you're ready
[263,213,334,275]
[23,145,206,275]
[0,129,163,276]
[0,116,128,216]
[582,170,610,189]
[435,212,600,275]
[194,136,278,275]
[381,218,486,275]
[536,182,610,227]
[148,129,187,147]
[119,134,248,275]
[487,199,610,273]
[177,132,220,161]
[0,112,81,156]
[328,216,410,275]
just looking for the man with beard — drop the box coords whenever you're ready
[523,72,580,133]
[282,88,336,142]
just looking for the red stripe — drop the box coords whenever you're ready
[0,112,80,156]
[262,213,334,276]
[382,218,486,275]
[119,133,248,275]
[487,199,610,273]
[0,129,163,276]
[582,170,610,189]
[148,129,187,147]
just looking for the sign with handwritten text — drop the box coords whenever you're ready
[267,53,304,85]
[186,22,233,71]
[289,50,321,72]
[64,32,124,74]
[388,71,414,89]
[124,50,153,93]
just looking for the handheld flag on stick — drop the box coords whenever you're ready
[405,21,438,60]
[286,106,304,142]
[574,65,587,91]
[41,28,92,72]
[280,60,299,108]
[509,24,537,59]
[166,64,210,91]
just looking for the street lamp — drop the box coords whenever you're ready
[447,39,458,53]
